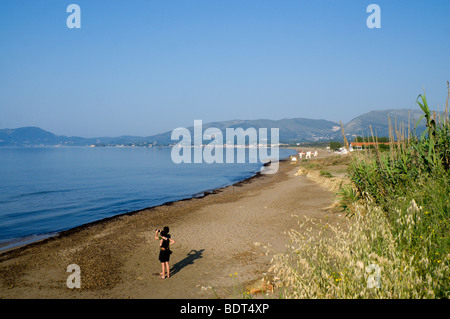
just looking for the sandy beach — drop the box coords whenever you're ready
[0,149,345,299]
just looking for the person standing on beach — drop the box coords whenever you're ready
[155,226,175,279]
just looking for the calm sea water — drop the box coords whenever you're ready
[0,146,295,250]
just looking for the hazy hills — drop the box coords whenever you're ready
[343,109,427,138]
[0,108,429,147]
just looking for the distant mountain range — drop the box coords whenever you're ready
[0,108,428,147]
[344,108,427,138]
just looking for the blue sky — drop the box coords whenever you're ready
[0,0,449,137]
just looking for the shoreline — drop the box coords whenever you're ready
[0,148,339,299]
[0,157,288,255]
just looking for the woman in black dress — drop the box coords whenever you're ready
[155,226,175,279]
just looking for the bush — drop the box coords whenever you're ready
[330,141,342,150]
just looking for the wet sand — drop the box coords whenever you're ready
[0,150,343,299]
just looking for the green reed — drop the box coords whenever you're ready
[270,84,449,298]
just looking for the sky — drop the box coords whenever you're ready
[0,0,449,137]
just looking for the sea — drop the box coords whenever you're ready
[0,146,295,251]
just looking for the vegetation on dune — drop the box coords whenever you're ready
[270,83,449,298]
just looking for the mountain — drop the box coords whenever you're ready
[148,118,341,145]
[0,127,154,147]
[0,127,64,146]
[343,109,428,139]
[0,108,434,147]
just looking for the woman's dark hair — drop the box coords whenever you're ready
[161,226,169,237]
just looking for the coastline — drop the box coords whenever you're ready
[0,156,280,255]
[0,148,340,299]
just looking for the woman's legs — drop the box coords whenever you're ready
[164,262,170,278]
[160,262,166,278]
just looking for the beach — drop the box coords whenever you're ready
[0,149,344,299]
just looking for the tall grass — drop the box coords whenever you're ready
[270,84,450,298]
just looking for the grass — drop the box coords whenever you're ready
[319,170,334,178]
[269,84,450,298]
